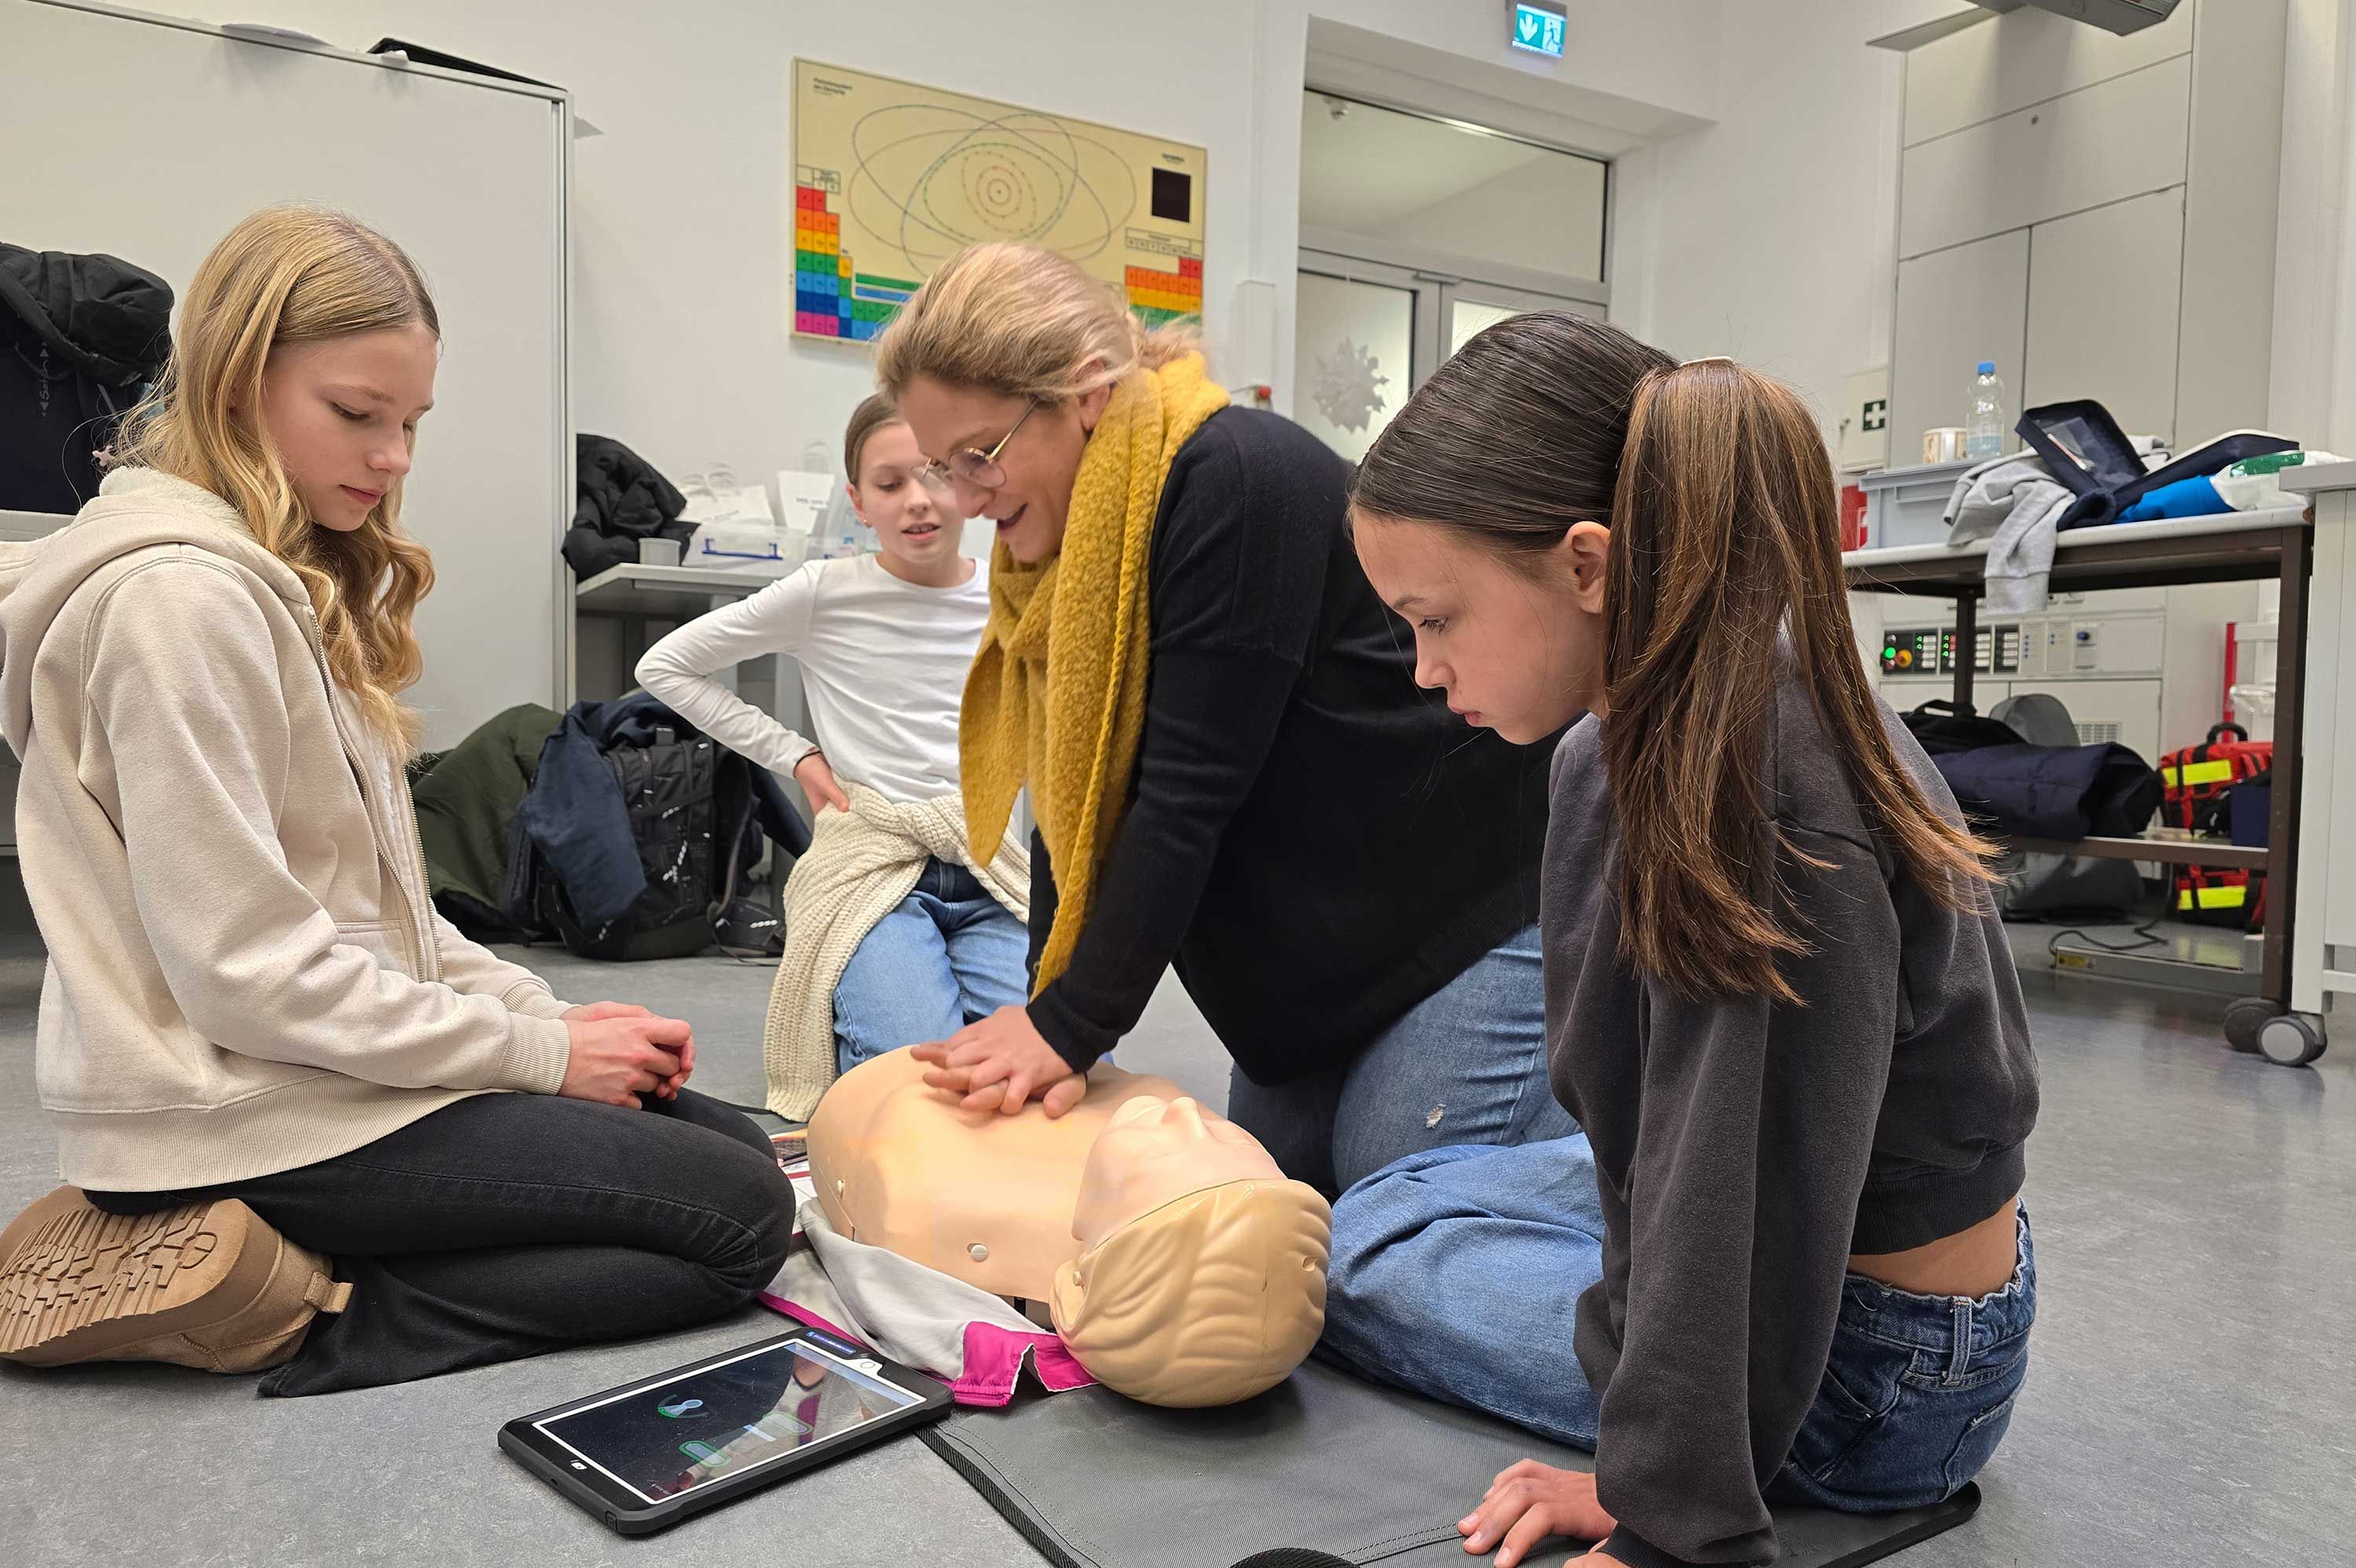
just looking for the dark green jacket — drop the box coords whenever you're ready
[409,704,562,939]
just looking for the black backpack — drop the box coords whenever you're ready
[505,701,803,962]
[1900,699,2024,755]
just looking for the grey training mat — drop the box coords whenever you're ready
[921,1358,1978,1568]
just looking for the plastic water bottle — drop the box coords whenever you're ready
[1965,361,2007,459]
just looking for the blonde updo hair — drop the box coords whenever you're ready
[1050,1178,1331,1409]
[114,204,438,749]
[873,241,1203,407]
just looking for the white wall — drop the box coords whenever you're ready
[218,0,2010,475]
[2271,0,2356,455]
[237,0,1266,489]
[1608,2,1967,444]
[218,1,1731,477]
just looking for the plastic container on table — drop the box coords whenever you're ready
[1856,459,1978,550]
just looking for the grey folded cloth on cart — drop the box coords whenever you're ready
[1944,437,2171,615]
[1944,454,2072,614]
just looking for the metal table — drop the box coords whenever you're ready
[1844,507,2320,1062]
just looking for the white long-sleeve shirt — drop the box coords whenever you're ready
[635,554,988,805]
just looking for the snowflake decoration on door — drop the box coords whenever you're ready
[1311,337,1388,433]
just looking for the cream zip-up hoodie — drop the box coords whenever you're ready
[0,469,574,1192]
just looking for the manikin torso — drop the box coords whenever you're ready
[807,1048,1280,1301]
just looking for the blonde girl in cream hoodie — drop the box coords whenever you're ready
[0,207,792,1394]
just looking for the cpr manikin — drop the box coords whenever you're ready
[807,1048,1330,1407]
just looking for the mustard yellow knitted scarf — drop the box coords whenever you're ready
[960,354,1229,992]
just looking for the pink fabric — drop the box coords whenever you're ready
[951,1321,1098,1405]
[755,1290,1097,1408]
[758,1292,862,1347]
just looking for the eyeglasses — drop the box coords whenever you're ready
[913,403,1036,495]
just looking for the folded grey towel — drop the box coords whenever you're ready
[1944,452,2047,538]
[1981,480,2075,612]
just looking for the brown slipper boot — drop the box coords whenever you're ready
[0,1186,352,1374]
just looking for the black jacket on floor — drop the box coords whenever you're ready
[1026,407,1556,1084]
[0,242,172,514]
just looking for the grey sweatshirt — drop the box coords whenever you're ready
[1543,679,2040,1568]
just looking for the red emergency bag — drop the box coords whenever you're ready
[2160,723,2273,930]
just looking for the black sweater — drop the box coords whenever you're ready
[1024,407,1552,1083]
[1544,679,2041,1568]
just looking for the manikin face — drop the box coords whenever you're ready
[1070,1096,1282,1253]
[1351,512,1612,743]
[254,323,438,534]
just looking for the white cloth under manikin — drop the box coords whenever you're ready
[759,1201,1094,1408]
[635,553,987,805]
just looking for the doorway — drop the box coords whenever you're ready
[1295,92,1611,460]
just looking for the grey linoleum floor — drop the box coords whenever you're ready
[2,873,2347,1566]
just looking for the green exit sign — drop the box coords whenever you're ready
[1512,3,1565,58]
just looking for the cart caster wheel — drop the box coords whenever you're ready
[2222,997,2273,1053]
[2256,1013,2327,1068]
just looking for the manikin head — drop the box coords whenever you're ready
[1053,1095,1330,1409]
[803,1054,1330,1409]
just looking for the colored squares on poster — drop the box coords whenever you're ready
[1125,256,1202,327]
[795,182,897,340]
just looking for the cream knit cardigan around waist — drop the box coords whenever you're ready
[763,784,1030,1119]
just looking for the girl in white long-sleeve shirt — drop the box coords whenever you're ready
[637,397,1026,1075]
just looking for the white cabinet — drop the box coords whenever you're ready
[1886,0,2285,467]
[1891,231,2028,459]
[1902,0,2193,144]
[2023,190,2186,441]
[1899,53,2191,260]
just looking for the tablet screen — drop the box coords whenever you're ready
[536,1338,922,1504]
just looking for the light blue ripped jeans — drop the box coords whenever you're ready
[832,858,1029,1075]
[1222,924,1576,1197]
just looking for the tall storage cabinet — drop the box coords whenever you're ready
[1886,1,2288,455]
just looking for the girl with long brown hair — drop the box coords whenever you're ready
[1334,315,2040,1568]
[0,207,791,1392]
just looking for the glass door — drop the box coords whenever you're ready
[1445,283,1606,360]
[1292,257,1431,462]
[1294,254,1607,462]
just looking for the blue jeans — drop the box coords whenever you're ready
[832,858,1029,1075]
[1320,1139,1611,1446]
[1322,1139,2035,1511]
[1223,925,1575,1196]
[1775,1204,2036,1511]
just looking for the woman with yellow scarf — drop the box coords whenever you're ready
[873,242,1569,1197]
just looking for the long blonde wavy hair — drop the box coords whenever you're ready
[873,240,1203,404]
[115,205,438,750]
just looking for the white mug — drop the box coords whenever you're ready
[638,536,683,568]
[1923,427,1968,464]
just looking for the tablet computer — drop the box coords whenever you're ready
[498,1325,952,1534]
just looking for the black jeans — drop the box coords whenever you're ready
[89,1088,795,1397]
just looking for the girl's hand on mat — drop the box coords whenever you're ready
[794,752,849,815]
[560,1013,691,1109]
[911,1007,1088,1118]
[1458,1460,1615,1567]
